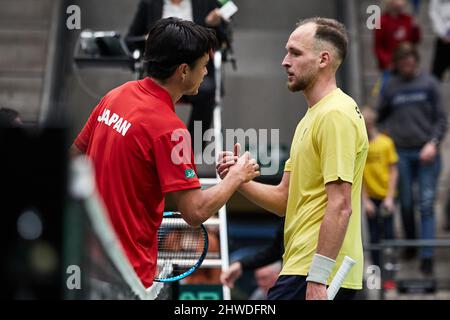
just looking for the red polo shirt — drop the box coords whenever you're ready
[74,77,201,287]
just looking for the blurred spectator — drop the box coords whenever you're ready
[0,108,22,127]
[184,228,222,284]
[160,225,221,284]
[375,0,421,71]
[249,261,281,300]
[429,0,450,237]
[429,0,450,80]
[373,0,421,96]
[126,0,230,149]
[361,107,399,268]
[220,219,284,289]
[377,43,448,275]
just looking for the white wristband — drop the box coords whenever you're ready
[306,254,336,285]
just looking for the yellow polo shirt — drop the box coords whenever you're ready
[281,88,368,289]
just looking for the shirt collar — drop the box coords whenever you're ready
[138,77,175,112]
[307,88,341,114]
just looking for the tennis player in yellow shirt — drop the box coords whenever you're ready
[218,17,368,300]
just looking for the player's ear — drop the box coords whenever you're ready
[319,51,331,68]
[177,63,189,80]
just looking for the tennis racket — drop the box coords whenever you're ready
[154,211,209,282]
[327,255,356,300]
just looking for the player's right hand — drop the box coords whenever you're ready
[216,143,241,179]
[220,261,243,289]
[229,150,260,183]
[216,153,237,180]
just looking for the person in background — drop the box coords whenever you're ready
[429,0,450,232]
[249,261,282,300]
[429,0,450,81]
[377,42,448,275]
[127,0,230,150]
[184,228,222,285]
[361,107,398,268]
[220,219,284,289]
[373,0,421,95]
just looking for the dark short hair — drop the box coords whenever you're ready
[143,17,218,80]
[392,42,420,64]
[296,17,348,64]
[0,108,20,127]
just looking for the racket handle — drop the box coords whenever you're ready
[327,256,356,300]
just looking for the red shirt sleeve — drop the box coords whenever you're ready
[153,128,201,193]
[74,98,105,152]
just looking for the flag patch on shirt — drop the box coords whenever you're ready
[185,169,196,179]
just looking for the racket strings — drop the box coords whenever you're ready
[156,216,207,278]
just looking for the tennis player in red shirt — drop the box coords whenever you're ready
[70,18,259,288]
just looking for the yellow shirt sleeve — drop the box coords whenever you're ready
[315,110,356,185]
[284,157,292,172]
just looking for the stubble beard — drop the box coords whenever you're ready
[287,73,313,92]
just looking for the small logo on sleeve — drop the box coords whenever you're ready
[185,169,196,179]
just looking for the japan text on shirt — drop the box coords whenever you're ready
[97,108,132,137]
